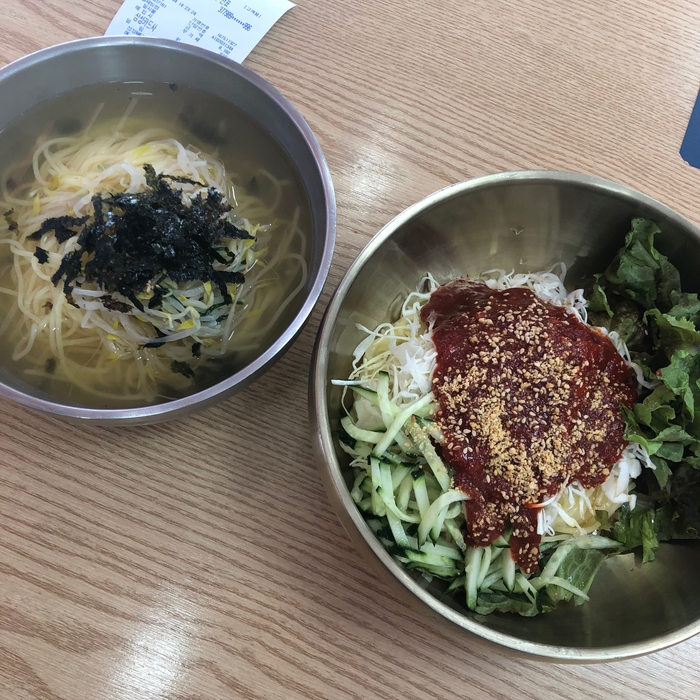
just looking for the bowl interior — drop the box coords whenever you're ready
[0,39,333,418]
[319,173,700,657]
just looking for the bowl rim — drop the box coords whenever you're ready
[0,36,336,421]
[310,169,700,662]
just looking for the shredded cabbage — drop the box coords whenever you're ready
[334,264,654,614]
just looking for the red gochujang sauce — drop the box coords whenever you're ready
[420,280,637,573]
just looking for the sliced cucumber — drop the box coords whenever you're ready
[481,571,506,590]
[353,395,385,431]
[419,417,444,444]
[390,464,412,491]
[405,562,459,579]
[412,472,430,520]
[477,545,493,588]
[444,518,466,551]
[350,472,366,503]
[465,546,483,610]
[404,549,456,569]
[396,472,414,512]
[447,576,466,593]
[376,371,395,428]
[405,416,451,491]
[419,541,463,561]
[351,385,380,404]
[430,497,451,544]
[373,393,435,457]
[502,547,516,591]
[341,416,383,444]
[386,510,411,548]
[376,460,420,523]
[417,490,468,545]
[369,456,386,517]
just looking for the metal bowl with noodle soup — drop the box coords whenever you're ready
[0,38,335,423]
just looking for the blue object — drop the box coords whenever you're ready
[680,89,700,167]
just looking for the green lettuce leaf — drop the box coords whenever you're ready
[650,456,673,489]
[587,218,700,566]
[588,274,613,316]
[655,442,684,462]
[603,218,681,311]
[668,463,700,539]
[653,503,675,541]
[622,406,691,488]
[668,291,700,324]
[607,503,662,563]
[475,591,553,617]
[654,425,696,445]
[589,297,647,350]
[634,385,676,432]
[622,405,662,457]
[541,547,607,606]
[648,311,700,359]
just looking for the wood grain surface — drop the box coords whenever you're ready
[1,1,700,698]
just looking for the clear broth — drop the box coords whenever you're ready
[0,81,312,409]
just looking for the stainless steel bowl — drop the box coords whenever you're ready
[0,37,335,424]
[310,171,700,661]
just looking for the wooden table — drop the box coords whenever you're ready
[1,1,699,698]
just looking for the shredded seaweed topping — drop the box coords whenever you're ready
[34,246,49,264]
[28,214,89,243]
[101,295,132,313]
[191,342,202,358]
[161,173,205,186]
[33,164,252,308]
[141,325,169,349]
[44,358,57,374]
[4,209,17,232]
[171,360,195,379]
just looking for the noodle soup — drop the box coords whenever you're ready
[0,81,311,409]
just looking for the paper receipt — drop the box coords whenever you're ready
[106,0,295,63]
